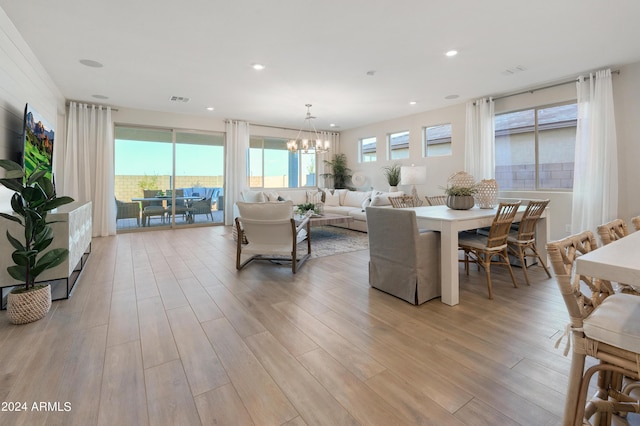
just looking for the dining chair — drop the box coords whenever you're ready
[597,218,629,246]
[458,201,521,299]
[547,231,640,426]
[366,206,441,304]
[506,199,551,285]
[235,201,311,273]
[425,195,446,206]
[141,189,166,226]
[632,216,640,232]
[166,188,189,222]
[188,196,214,222]
[389,195,417,208]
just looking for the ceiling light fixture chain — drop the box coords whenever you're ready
[287,104,330,154]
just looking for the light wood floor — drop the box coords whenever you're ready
[0,226,635,425]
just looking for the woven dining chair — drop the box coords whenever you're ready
[547,231,640,426]
[389,195,417,208]
[597,218,629,246]
[506,199,551,285]
[458,201,521,299]
[632,216,640,232]
[425,195,447,206]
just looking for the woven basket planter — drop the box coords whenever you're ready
[446,195,475,210]
[475,179,498,209]
[7,285,52,325]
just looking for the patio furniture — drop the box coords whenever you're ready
[188,196,214,222]
[141,189,166,226]
[366,207,441,304]
[458,201,521,299]
[116,197,140,226]
[166,189,189,222]
[506,199,551,285]
[235,201,311,273]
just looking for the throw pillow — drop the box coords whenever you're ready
[277,195,285,202]
[325,191,340,206]
[306,190,323,204]
[361,197,371,211]
[343,191,372,208]
[265,191,280,202]
[242,191,265,203]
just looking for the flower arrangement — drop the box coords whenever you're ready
[296,202,318,215]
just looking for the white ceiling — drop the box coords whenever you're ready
[2,0,640,131]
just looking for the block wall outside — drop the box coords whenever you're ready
[115,175,224,203]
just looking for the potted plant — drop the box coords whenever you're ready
[0,160,74,324]
[443,184,477,210]
[382,163,401,191]
[321,153,354,190]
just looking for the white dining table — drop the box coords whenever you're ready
[412,204,550,306]
[575,230,640,287]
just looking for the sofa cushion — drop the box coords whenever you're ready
[335,189,349,206]
[307,190,323,204]
[242,191,266,202]
[350,210,367,221]
[265,191,280,202]
[343,191,372,208]
[325,191,340,206]
[370,191,404,206]
[279,190,307,205]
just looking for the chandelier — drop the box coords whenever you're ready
[287,104,330,154]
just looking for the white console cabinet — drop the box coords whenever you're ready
[0,200,92,305]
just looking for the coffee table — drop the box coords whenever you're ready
[308,213,353,228]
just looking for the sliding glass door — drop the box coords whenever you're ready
[114,126,225,231]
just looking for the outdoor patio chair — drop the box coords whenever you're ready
[235,201,311,273]
[115,197,141,226]
[141,189,166,226]
[458,201,521,299]
[188,196,214,222]
[366,206,441,304]
[547,231,640,425]
[166,189,189,222]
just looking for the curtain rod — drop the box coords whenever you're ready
[65,101,119,111]
[226,119,338,134]
[491,70,620,102]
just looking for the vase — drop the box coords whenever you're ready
[446,195,475,210]
[475,179,498,209]
[7,284,52,325]
[389,186,398,192]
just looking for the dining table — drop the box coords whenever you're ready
[575,229,640,288]
[412,203,550,306]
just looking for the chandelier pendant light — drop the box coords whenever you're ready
[287,104,330,154]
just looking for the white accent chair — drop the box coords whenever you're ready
[235,201,311,273]
[366,206,441,304]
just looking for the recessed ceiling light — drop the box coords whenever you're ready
[252,63,265,70]
[445,50,458,57]
[92,94,109,99]
[445,94,459,100]
[329,123,336,127]
[206,107,214,111]
[79,59,104,68]
[409,101,417,105]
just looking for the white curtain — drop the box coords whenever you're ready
[225,120,250,225]
[64,102,115,236]
[571,69,618,234]
[317,131,340,188]
[465,97,495,180]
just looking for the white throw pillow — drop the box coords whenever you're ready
[370,191,404,206]
[242,191,266,202]
[306,190,323,204]
[265,191,280,202]
[361,197,372,211]
[325,191,340,206]
[343,191,372,208]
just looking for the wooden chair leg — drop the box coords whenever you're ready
[531,243,552,278]
[516,245,531,286]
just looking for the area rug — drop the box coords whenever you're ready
[306,226,369,259]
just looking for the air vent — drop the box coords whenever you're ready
[169,96,191,103]
[501,65,527,76]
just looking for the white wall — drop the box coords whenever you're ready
[340,67,640,241]
[0,8,64,170]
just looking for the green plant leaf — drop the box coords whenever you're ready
[31,248,69,278]
[43,196,74,211]
[7,265,27,282]
[6,230,25,251]
[0,178,23,193]
[0,212,21,224]
[0,159,23,171]
[26,169,47,186]
[11,249,37,267]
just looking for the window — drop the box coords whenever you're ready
[249,136,316,188]
[495,103,577,190]
[388,131,409,160]
[359,136,376,162]
[424,123,452,157]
